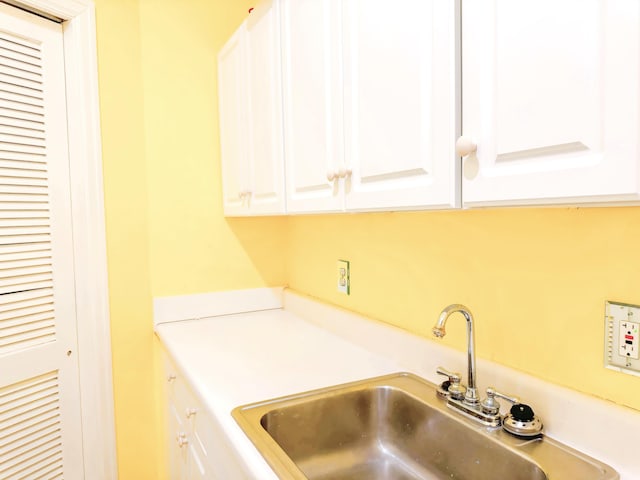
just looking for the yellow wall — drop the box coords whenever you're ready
[94,0,640,478]
[138,0,287,296]
[94,1,158,478]
[96,1,287,479]
[286,208,640,411]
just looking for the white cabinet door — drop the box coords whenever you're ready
[167,402,188,480]
[342,0,459,211]
[164,360,187,480]
[186,443,208,480]
[218,26,250,216]
[0,4,86,479]
[245,0,286,215]
[462,0,640,207]
[281,0,345,213]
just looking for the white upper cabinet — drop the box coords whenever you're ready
[218,0,285,216]
[281,0,345,213]
[461,0,640,207]
[218,26,249,216]
[220,0,640,214]
[342,0,460,211]
[245,0,286,214]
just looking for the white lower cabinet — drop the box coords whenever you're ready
[163,352,246,479]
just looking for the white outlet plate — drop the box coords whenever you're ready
[337,260,350,295]
[605,301,640,376]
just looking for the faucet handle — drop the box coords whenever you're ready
[436,366,461,383]
[481,387,520,415]
[436,366,466,400]
[489,386,520,405]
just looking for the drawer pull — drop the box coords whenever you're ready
[176,432,188,447]
[185,407,198,419]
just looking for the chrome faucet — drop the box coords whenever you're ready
[432,304,544,437]
[432,304,478,405]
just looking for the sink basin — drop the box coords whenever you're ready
[232,373,618,480]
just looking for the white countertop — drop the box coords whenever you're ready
[155,288,640,480]
[157,309,401,479]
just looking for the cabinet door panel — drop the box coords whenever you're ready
[343,0,459,211]
[218,26,250,216]
[163,356,186,479]
[462,0,640,206]
[186,442,207,480]
[167,402,188,480]
[245,0,286,214]
[282,0,344,213]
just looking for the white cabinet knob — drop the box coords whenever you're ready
[185,407,197,418]
[455,136,477,157]
[176,432,188,447]
[167,374,176,383]
[338,168,352,179]
[240,190,252,203]
[327,170,337,182]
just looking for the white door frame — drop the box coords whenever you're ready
[11,0,118,478]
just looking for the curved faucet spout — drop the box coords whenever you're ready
[432,304,478,405]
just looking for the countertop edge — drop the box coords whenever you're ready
[156,289,639,479]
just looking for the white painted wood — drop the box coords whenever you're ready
[342,0,460,211]
[281,0,344,213]
[187,443,208,480]
[164,353,191,480]
[153,287,284,326]
[462,0,640,207]
[0,4,83,477]
[218,25,250,216]
[162,349,248,479]
[219,0,286,217]
[9,1,117,478]
[10,0,90,19]
[244,0,286,215]
[61,7,118,479]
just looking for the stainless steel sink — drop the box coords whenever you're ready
[232,373,618,480]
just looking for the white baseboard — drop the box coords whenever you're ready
[153,287,284,327]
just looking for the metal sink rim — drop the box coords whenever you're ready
[232,372,619,480]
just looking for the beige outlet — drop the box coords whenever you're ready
[337,260,350,295]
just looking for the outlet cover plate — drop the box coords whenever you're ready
[337,260,350,295]
[605,301,640,377]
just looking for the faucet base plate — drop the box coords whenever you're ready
[446,397,502,428]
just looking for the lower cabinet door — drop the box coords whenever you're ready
[187,442,208,480]
[163,350,252,479]
[167,403,188,480]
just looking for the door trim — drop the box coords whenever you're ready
[13,1,117,478]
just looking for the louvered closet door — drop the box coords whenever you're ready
[0,4,84,480]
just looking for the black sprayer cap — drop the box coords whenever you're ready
[510,403,535,422]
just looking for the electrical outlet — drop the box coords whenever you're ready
[605,301,640,376]
[337,260,350,295]
[619,320,639,359]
